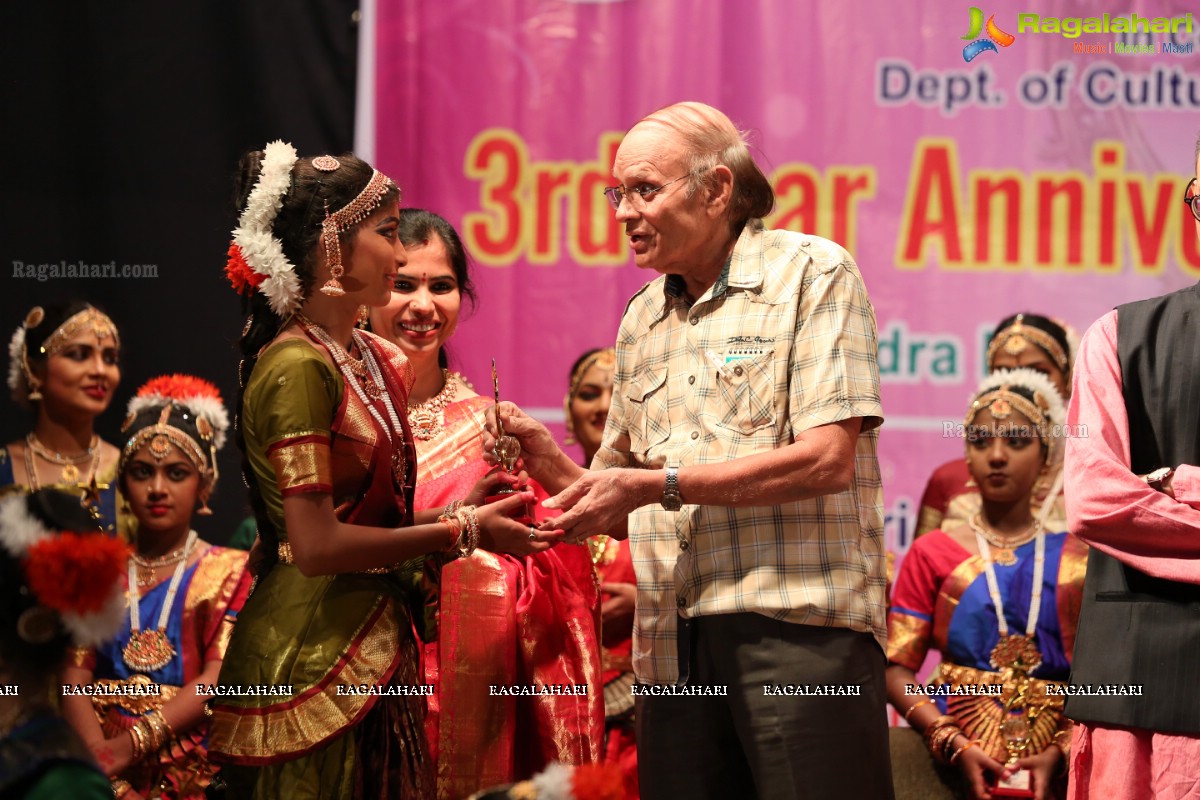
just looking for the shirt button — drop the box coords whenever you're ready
[733,365,744,376]
[679,539,690,551]
[690,431,699,440]
[690,317,699,326]
[688,375,695,385]
[677,595,687,608]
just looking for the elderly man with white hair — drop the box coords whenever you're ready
[488,101,892,799]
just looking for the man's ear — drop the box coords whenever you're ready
[706,164,734,218]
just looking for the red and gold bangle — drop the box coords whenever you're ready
[454,505,480,557]
[128,723,146,762]
[437,513,462,552]
[923,715,962,765]
[904,699,932,723]
[147,709,174,749]
[950,740,978,765]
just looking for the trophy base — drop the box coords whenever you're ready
[993,768,1033,798]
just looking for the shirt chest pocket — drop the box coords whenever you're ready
[626,366,671,455]
[715,351,777,434]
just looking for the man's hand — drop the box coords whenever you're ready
[483,401,583,493]
[539,468,650,541]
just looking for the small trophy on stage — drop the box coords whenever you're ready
[487,359,532,523]
[993,710,1034,797]
[491,358,521,478]
[992,645,1039,798]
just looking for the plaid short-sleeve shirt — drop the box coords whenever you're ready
[593,226,887,685]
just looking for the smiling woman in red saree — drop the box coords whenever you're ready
[369,209,602,799]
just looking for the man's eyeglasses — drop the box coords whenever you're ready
[603,172,695,211]
[1184,178,1200,223]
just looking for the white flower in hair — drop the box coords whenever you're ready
[61,590,127,648]
[231,140,304,317]
[974,367,1067,430]
[530,762,575,800]
[0,493,129,647]
[0,494,47,557]
[7,322,26,397]
[125,375,230,452]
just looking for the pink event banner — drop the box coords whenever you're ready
[373,0,1200,556]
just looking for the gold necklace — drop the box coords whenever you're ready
[971,521,1046,677]
[295,315,408,485]
[295,314,381,400]
[26,433,98,484]
[406,370,460,440]
[124,531,198,673]
[131,539,192,588]
[967,513,1041,567]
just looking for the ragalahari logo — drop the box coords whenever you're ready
[961,7,1016,61]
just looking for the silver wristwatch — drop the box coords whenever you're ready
[1144,466,1174,491]
[661,466,683,511]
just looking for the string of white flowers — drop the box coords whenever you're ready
[6,323,27,397]
[232,140,303,317]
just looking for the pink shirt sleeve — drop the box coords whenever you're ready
[1172,465,1200,509]
[1065,310,1200,582]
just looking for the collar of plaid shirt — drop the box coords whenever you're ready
[660,240,765,315]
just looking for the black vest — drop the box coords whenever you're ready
[1067,283,1200,732]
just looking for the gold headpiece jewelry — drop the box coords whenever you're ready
[121,402,211,476]
[563,348,616,445]
[319,170,397,296]
[986,314,1069,374]
[39,308,120,359]
[964,386,1051,439]
[312,155,341,172]
[121,376,228,517]
[8,306,119,404]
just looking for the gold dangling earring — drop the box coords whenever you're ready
[319,206,346,297]
[27,378,43,402]
[356,305,370,329]
[562,395,576,446]
[197,494,214,516]
[320,265,345,297]
[963,459,977,488]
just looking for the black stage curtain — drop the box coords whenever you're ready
[2,0,360,542]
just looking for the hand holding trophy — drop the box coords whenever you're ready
[991,637,1040,798]
[486,359,533,524]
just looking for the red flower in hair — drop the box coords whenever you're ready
[225,243,264,294]
[570,762,625,800]
[25,533,129,614]
[137,374,222,403]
